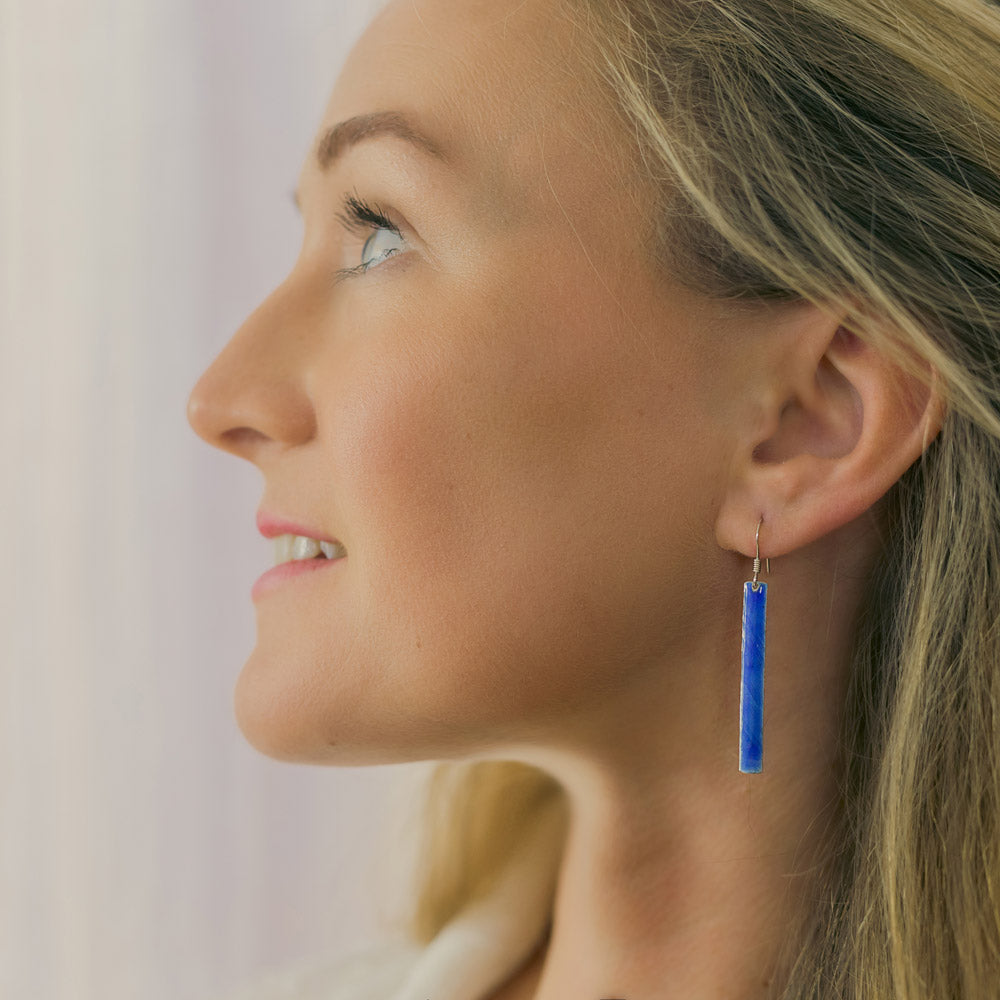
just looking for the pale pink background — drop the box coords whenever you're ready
[1,2,432,997]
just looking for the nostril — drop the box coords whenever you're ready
[220,426,270,451]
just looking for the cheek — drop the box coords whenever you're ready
[318,275,717,733]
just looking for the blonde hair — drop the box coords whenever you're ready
[406,1,1000,995]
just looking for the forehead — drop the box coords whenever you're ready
[309,0,630,213]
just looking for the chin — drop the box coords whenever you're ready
[231,642,358,763]
[231,669,310,761]
[231,661,445,766]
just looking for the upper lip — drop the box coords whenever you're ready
[257,510,339,545]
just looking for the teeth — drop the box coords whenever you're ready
[273,534,346,566]
[292,536,321,560]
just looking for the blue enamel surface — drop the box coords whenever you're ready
[740,581,767,773]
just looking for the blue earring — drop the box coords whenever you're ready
[739,519,769,773]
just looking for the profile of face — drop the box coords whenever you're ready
[187,0,748,765]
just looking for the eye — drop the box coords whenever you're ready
[359,226,405,272]
[335,193,408,277]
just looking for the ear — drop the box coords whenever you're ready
[715,309,944,560]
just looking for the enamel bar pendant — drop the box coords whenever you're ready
[739,520,768,773]
[739,580,767,772]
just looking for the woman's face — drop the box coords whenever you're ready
[188,0,741,764]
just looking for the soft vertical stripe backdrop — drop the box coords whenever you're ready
[0,2,431,997]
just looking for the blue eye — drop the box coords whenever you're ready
[360,226,405,271]
[335,193,407,277]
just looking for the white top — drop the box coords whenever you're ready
[220,799,565,1000]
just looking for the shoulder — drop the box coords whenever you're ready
[217,939,422,1000]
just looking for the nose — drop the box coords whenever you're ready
[187,284,317,462]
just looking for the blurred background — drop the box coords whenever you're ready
[1,2,433,997]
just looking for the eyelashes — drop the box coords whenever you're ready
[333,192,406,279]
[336,192,401,240]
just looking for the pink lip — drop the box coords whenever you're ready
[256,510,339,544]
[251,551,345,601]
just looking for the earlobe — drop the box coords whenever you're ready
[716,316,943,560]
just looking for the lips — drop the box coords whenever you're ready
[256,510,339,545]
[251,552,343,601]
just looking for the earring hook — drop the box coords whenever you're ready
[752,518,770,589]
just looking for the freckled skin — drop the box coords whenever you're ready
[188,0,740,765]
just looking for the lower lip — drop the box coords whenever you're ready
[251,556,345,601]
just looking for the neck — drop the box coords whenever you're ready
[537,754,841,999]
[489,532,865,1000]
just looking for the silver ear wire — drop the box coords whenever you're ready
[751,518,769,590]
[740,518,770,773]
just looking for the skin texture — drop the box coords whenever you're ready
[187,1,941,997]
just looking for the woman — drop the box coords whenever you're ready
[187,0,1000,997]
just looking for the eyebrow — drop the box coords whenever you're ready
[292,110,449,210]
